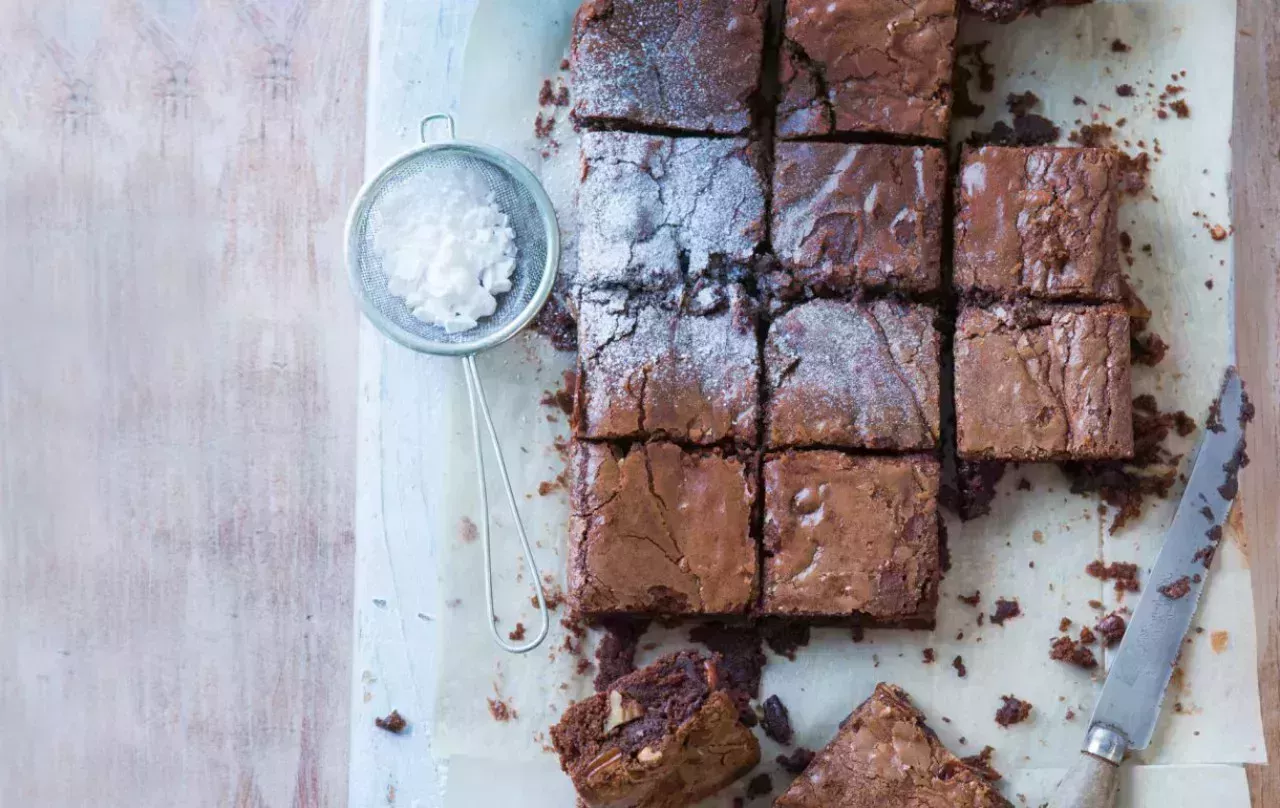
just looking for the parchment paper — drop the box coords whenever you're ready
[430,0,1264,804]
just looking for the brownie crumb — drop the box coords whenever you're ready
[593,617,649,692]
[776,747,816,775]
[1073,95,1088,105]
[688,622,765,719]
[1159,576,1193,599]
[745,773,773,800]
[1049,635,1098,669]
[375,710,407,733]
[458,517,479,544]
[1209,224,1228,241]
[1205,279,1215,289]
[995,695,1033,727]
[1085,560,1141,594]
[990,598,1022,626]
[531,286,577,351]
[1079,626,1097,645]
[508,622,526,642]
[961,745,1003,782]
[1088,599,1105,610]
[959,590,982,607]
[1170,99,1191,119]
[1111,38,1132,53]
[761,621,811,661]
[1006,91,1040,116]
[1065,708,1077,720]
[953,655,968,678]
[761,695,794,745]
[953,41,995,118]
[538,79,554,106]
[923,648,936,664]
[1116,84,1135,97]
[487,698,517,722]
[850,625,865,643]
[1059,617,1073,632]
[539,370,576,416]
[1016,477,1033,491]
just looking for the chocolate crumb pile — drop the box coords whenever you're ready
[593,617,649,692]
[1085,560,1141,595]
[1062,393,1196,533]
[1049,635,1098,670]
[989,597,1022,626]
[966,90,1060,147]
[1158,575,1193,600]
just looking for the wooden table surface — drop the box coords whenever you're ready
[1,1,1276,806]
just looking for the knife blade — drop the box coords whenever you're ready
[1086,366,1251,754]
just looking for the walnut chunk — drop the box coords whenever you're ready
[636,746,663,763]
[602,689,645,735]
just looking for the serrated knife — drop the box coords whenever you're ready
[1047,366,1251,808]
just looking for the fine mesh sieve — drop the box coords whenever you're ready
[344,113,558,653]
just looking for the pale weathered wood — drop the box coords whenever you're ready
[1234,0,1280,804]
[0,1,366,806]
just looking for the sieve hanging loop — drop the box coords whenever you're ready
[420,112,457,143]
[344,110,558,653]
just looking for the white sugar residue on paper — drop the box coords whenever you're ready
[431,1,1262,806]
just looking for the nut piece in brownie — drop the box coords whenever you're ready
[963,0,1092,24]
[569,441,757,616]
[771,142,945,296]
[955,146,1123,302]
[765,298,940,450]
[777,0,958,140]
[762,452,941,624]
[955,303,1133,460]
[551,650,761,808]
[775,683,1010,807]
[570,0,765,135]
[578,131,766,290]
[574,284,759,444]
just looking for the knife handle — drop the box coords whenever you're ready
[1047,725,1125,808]
[1045,751,1119,808]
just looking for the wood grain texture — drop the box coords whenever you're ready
[0,1,366,806]
[1234,0,1280,803]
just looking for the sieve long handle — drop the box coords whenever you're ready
[462,354,550,654]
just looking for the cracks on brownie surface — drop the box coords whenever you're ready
[780,38,834,134]
[867,308,935,444]
[639,446,703,607]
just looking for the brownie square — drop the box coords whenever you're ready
[777,0,958,140]
[955,303,1134,460]
[765,298,940,450]
[551,651,761,807]
[574,284,759,445]
[762,452,941,622]
[955,146,1124,302]
[770,142,945,296]
[570,0,765,134]
[775,683,1011,807]
[578,131,767,290]
[569,441,757,616]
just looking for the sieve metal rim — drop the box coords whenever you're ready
[343,139,560,358]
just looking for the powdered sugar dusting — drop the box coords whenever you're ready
[578,131,766,290]
[766,299,940,449]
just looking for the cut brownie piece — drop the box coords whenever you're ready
[570,0,765,134]
[775,683,1011,807]
[777,0,958,140]
[955,303,1133,460]
[762,452,941,624]
[771,142,945,296]
[574,284,759,444]
[955,146,1123,302]
[551,650,761,808]
[569,441,757,616]
[765,298,940,450]
[963,0,1092,24]
[578,131,766,290]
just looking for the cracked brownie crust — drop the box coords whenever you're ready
[570,0,766,134]
[551,650,761,808]
[569,441,758,616]
[577,131,767,291]
[574,284,759,445]
[955,303,1133,460]
[777,0,958,140]
[772,142,945,295]
[775,683,1011,807]
[956,146,1123,302]
[762,452,941,622]
[766,298,941,450]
